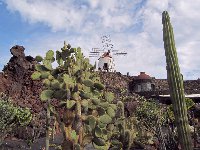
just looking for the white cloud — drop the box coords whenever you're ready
[2,0,200,79]
[5,0,86,31]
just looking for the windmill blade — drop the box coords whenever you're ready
[114,52,127,55]
[92,48,101,51]
[89,52,99,54]
[90,52,100,54]
[89,56,98,58]
[112,50,119,52]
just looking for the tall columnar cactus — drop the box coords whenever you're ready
[32,42,118,150]
[162,11,192,149]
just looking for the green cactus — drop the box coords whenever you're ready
[99,102,109,109]
[81,99,88,111]
[40,71,51,79]
[97,107,106,116]
[43,59,53,70]
[92,98,100,105]
[35,55,43,62]
[66,100,76,109]
[105,92,115,103]
[117,101,125,136]
[93,137,106,146]
[124,130,131,149]
[87,115,96,130]
[83,79,94,87]
[56,51,63,66]
[46,50,54,60]
[46,100,51,150]
[32,42,118,150]
[99,114,112,124]
[50,79,60,90]
[80,92,92,99]
[107,107,116,118]
[35,64,49,71]
[31,71,41,80]
[109,101,132,150]
[43,79,51,87]
[40,90,54,101]
[162,11,192,149]
[109,104,117,111]
[94,83,105,91]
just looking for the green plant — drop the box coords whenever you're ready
[162,11,192,150]
[0,93,32,143]
[167,98,195,121]
[109,101,133,150]
[135,100,163,132]
[134,99,164,145]
[31,42,118,150]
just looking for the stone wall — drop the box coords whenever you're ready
[152,79,200,94]
[97,71,200,100]
[129,78,200,98]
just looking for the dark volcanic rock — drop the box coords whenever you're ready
[10,45,25,58]
[0,72,9,92]
[0,45,44,139]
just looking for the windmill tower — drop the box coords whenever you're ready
[89,35,127,72]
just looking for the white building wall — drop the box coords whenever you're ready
[98,57,115,72]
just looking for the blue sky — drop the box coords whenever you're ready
[0,0,200,79]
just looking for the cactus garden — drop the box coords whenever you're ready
[1,11,200,150]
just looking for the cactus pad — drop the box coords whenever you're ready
[107,107,115,118]
[94,83,105,91]
[31,71,41,80]
[40,90,54,101]
[99,114,112,124]
[66,100,76,109]
[83,79,94,87]
[35,55,43,62]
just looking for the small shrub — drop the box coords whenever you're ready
[0,93,32,143]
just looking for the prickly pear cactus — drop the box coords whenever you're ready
[32,42,118,149]
[109,101,133,150]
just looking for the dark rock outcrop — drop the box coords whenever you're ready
[0,45,44,139]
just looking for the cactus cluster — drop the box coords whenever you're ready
[108,101,133,150]
[31,42,118,149]
[162,11,192,149]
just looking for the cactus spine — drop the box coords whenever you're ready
[162,11,192,149]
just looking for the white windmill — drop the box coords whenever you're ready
[89,35,127,72]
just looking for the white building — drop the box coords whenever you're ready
[97,51,115,72]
